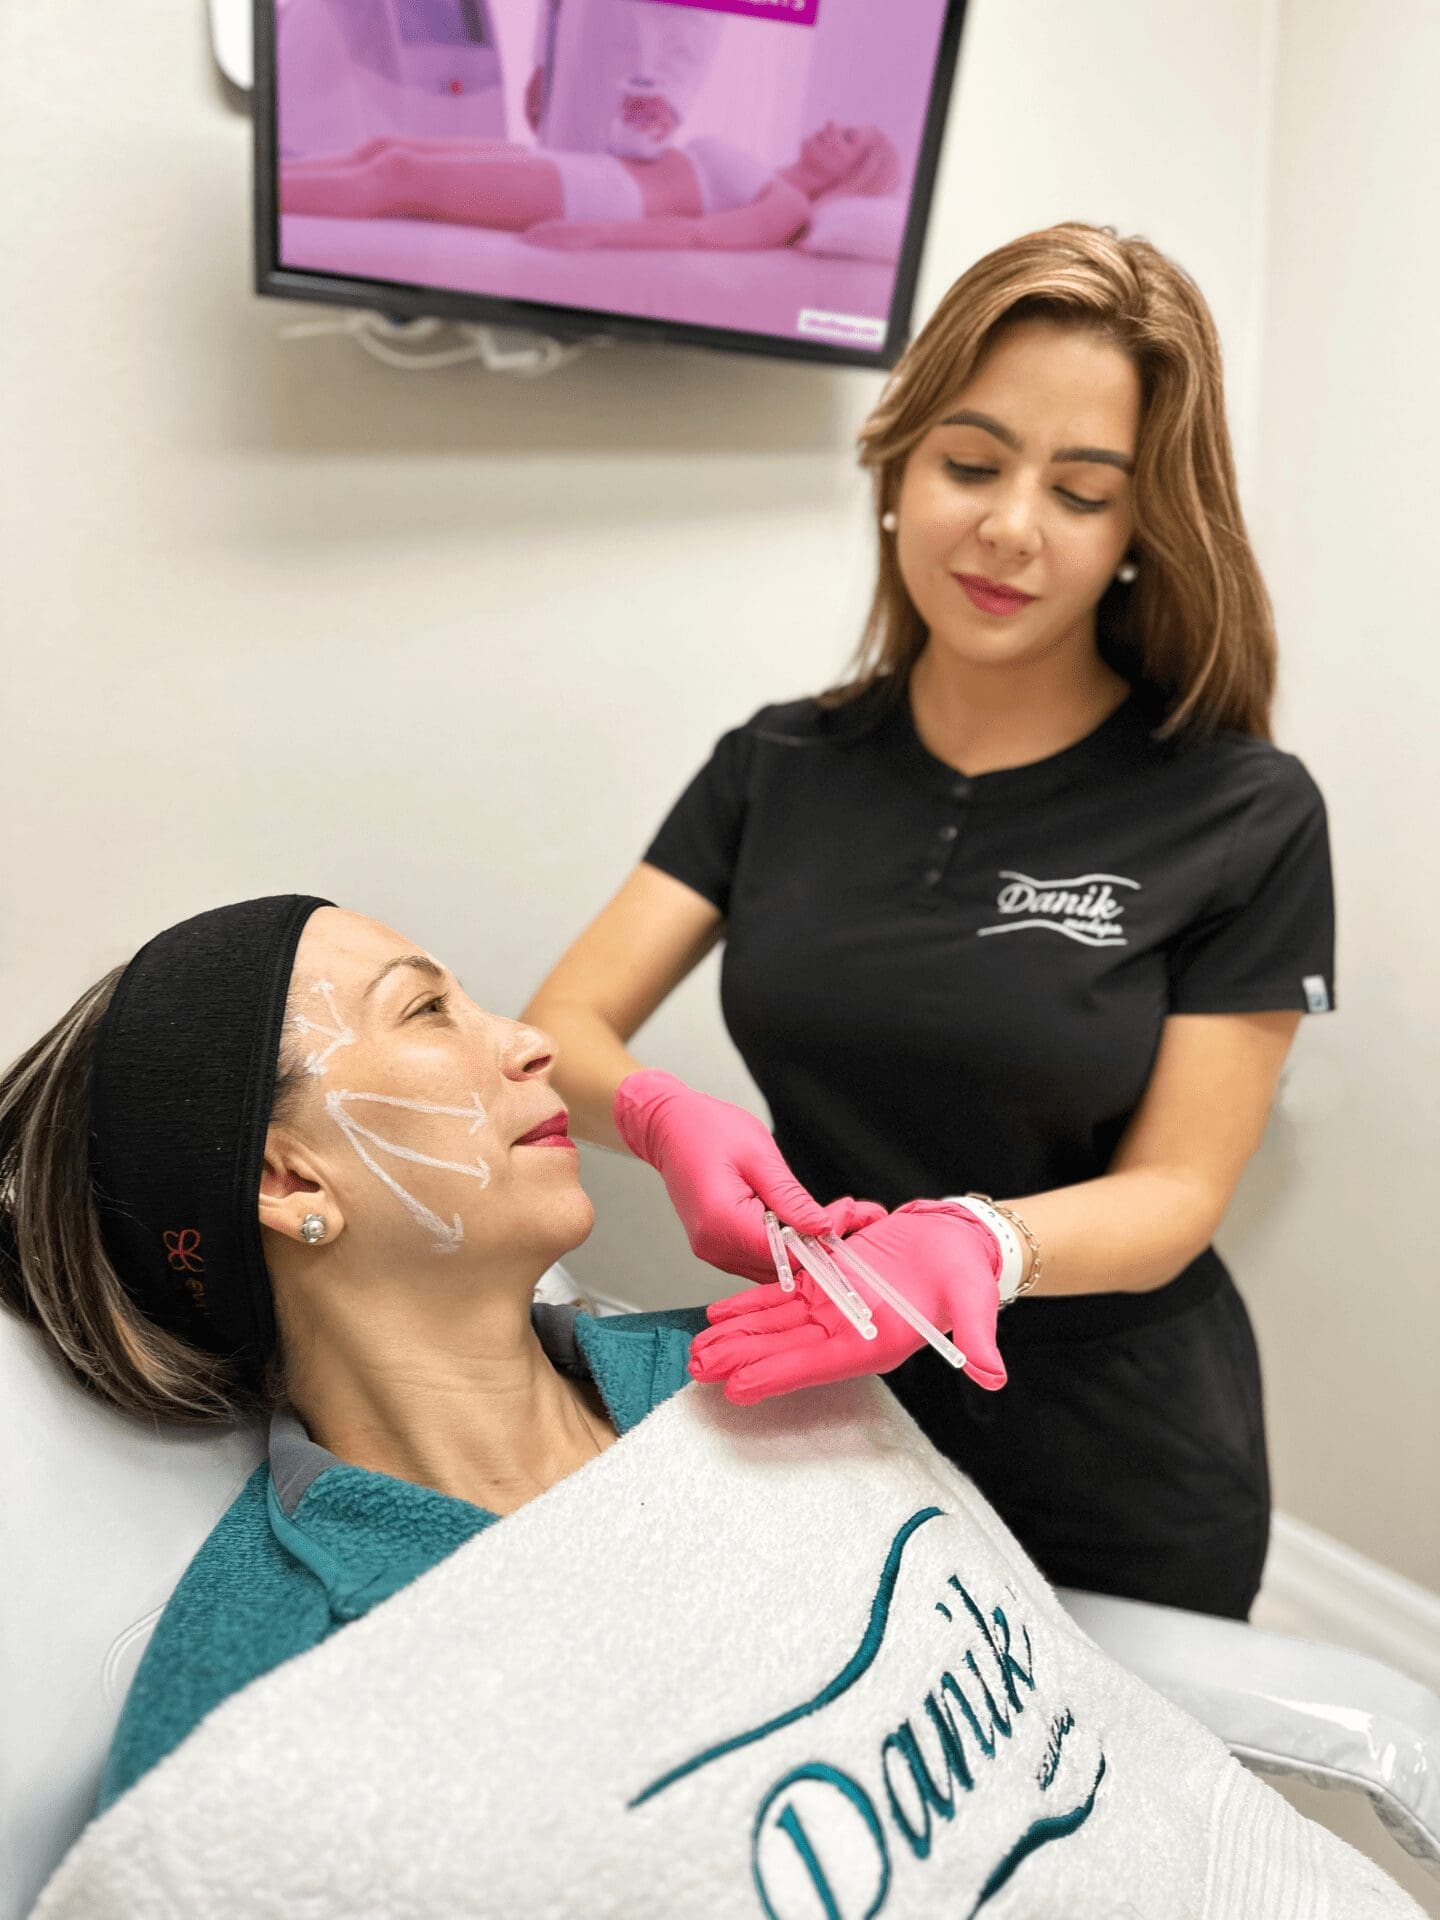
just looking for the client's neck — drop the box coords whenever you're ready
[278,1271,615,1516]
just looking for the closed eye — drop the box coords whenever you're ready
[943,460,1109,514]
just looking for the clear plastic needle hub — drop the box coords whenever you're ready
[819,1232,968,1371]
[763,1209,795,1291]
[780,1227,878,1340]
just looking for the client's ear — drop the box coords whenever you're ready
[257,1131,347,1248]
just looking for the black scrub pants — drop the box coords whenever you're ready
[885,1252,1271,1620]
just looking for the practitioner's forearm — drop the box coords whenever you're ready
[997,1167,1226,1298]
[522,995,643,1152]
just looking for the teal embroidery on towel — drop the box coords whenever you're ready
[948,1573,1036,1707]
[627,1503,1105,1917]
[627,1506,946,1808]
[747,1665,1095,1915]
[751,1764,891,1920]
[879,1696,972,1857]
[1036,1708,1075,1791]
[967,1751,1108,1917]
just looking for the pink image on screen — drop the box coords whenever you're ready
[273,0,954,358]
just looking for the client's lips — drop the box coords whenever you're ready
[513,1109,575,1149]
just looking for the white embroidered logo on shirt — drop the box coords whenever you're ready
[977,871,1140,948]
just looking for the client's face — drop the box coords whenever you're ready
[271,909,593,1273]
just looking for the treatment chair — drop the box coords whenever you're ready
[2,1287,1436,1917]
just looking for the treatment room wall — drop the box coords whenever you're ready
[4,1,1430,1589]
[1214,0,1440,1591]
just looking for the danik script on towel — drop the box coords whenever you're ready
[628,1508,1110,1917]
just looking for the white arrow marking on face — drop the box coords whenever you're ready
[325,1091,491,1255]
[292,980,356,1076]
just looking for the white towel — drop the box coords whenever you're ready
[35,1379,1422,1919]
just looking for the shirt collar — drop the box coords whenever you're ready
[877,673,1160,806]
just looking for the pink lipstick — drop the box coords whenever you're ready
[954,572,1036,617]
[514,1110,576,1151]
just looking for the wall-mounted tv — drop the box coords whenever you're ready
[254,0,968,370]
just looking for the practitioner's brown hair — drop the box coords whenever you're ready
[835,221,1276,738]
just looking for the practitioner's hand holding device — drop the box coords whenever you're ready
[612,1069,883,1286]
[688,1200,1008,1403]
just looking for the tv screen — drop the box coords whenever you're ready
[254,0,968,370]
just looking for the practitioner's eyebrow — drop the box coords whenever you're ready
[363,955,447,1000]
[939,408,1134,475]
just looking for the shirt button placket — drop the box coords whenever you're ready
[921,779,974,900]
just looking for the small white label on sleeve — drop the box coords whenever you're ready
[1302,974,1331,1012]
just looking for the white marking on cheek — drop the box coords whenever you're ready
[294,980,355,1077]
[325,1090,493,1256]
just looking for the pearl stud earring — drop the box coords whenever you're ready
[300,1213,328,1246]
[1116,559,1139,584]
[880,510,898,533]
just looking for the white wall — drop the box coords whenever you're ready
[6,2,1429,1589]
[1217,0,1440,1591]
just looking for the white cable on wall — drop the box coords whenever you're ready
[277,310,613,376]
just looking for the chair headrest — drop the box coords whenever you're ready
[0,1310,264,1917]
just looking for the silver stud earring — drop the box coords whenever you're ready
[880,510,898,533]
[299,1213,328,1246]
[1116,559,1139,584]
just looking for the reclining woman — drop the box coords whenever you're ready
[278,119,901,251]
[2,897,1423,1915]
[0,894,896,1812]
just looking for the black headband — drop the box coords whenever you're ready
[88,895,332,1387]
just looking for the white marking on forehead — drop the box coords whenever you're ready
[325,1090,491,1255]
[291,980,355,1077]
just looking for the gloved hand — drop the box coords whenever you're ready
[613,1070,884,1286]
[687,1199,1007,1403]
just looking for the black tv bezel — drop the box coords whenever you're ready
[252,0,970,373]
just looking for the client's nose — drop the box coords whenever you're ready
[500,1021,555,1082]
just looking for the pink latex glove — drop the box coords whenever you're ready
[687,1199,1007,1403]
[613,1070,884,1286]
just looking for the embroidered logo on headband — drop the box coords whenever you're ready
[164,1228,208,1311]
[163,1228,206,1273]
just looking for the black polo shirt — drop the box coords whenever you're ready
[643,680,1335,1228]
